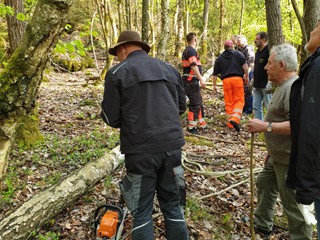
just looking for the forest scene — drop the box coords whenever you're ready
[0,0,320,239]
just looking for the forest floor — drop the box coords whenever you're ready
[1,61,317,240]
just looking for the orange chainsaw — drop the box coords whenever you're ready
[94,199,127,240]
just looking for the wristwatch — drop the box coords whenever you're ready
[266,122,273,133]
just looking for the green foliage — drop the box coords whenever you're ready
[0,4,14,17]
[186,197,213,221]
[37,232,60,240]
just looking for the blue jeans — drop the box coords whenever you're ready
[253,88,272,120]
[315,200,320,239]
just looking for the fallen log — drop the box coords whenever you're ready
[0,146,124,240]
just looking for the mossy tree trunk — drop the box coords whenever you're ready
[0,0,73,181]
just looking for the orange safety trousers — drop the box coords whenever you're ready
[222,77,245,128]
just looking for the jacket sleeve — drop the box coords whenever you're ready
[177,72,187,115]
[100,72,121,128]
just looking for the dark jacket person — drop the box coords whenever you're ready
[100,30,189,240]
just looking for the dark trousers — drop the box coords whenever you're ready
[119,149,189,240]
[183,78,204,120]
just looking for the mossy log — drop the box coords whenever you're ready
[0,0,73,179]
[0,146,124,240]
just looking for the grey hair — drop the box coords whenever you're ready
[237,35,248,45]
[270,44,298,71]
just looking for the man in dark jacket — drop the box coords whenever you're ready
[287,20,320,238]
[253,32,272,120]
[212,40,248,131]
[101,30,188,240]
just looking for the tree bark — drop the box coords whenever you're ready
[0,0,73,180]
[125,0,132,29]
[239,0,244,35]
[141,0,149,43]
[175,0,184,58]
[265,0,285,49]
[201,0,209,56]
[301,0,320,62]
[157,0,169,60]
[4,0,26,54]
[0,146,124,240]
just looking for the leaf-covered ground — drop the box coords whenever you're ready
[1,64,317,239]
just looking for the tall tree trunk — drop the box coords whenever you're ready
[118,0,122,32]
[125,0,132,29]
[4,0,26,54]
[185,0,189,36]
[175,0,184,58]
[290,0,307,63]
[301,0,320,62]
[0,146,124,239]
[0,0,73,180]
[201,0,209,56]
[142,0,149,43]
[219,0,224,49]
[239,0,244,34]
[157,0,169,60]
[265,0,285,49]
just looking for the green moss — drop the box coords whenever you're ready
[15,108,44,149]
[185,136,215,147]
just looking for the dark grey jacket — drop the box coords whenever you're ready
[101,50,186,154]
[286,48,320,204]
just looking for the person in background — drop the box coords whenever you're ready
[212,40,248,132]
[237,35,255,114]
[101,30,189,240]
[231,34,239,50]
[286,20,320,239]
[247,44,313,239]
[253,31,272,120]
[182,32,207,134]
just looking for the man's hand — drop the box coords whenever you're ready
[298,203,317,225]
[213,85,217,93]
[199,77,206,88]
[247,118,268,133]
[243,74,249,86]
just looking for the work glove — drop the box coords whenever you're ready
[298,203,317,225]
[265,81,273,93]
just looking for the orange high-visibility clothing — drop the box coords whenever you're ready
[222,76,245,128]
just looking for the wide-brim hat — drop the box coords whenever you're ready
[108,30,151,56]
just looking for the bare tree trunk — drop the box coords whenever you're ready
[125,0,132,29]
[0,0,73,180]
[202,0,209,56]
[157,0,169,60]
[4,0,26,54]
[265,0,285,49]
[290,0,307,63]
[142,0,149,43]
[239,0,244,35]
[118,0,122,32]
[0,146,124,240]
[185,0,189,36]
[175,0,184,58]
[301,0,320,62]
[219,0,224,49]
